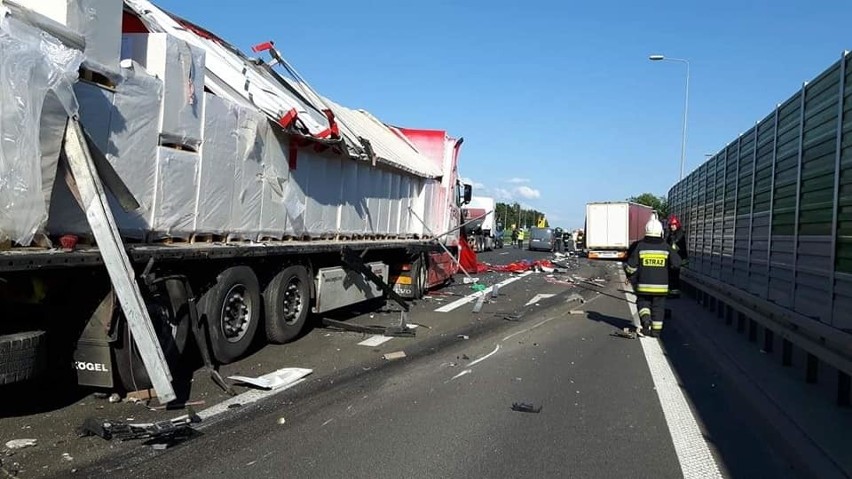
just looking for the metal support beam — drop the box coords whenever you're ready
[792,82,807,303]
[766,107,781,297]
[62,119,175,403]
[829,51,848,327]
[747,122,759,281]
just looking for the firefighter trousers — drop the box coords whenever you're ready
[636,295,666,334]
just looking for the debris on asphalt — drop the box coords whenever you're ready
[457,335,470,340]
[472,293,486,313]
[462,354,470,360]
[594,278,607,283]
[228,367,313,391]
[277,417,286,425]
[470,283,487,292]
[78,412,201,442]
[611,328,637,340]
[93,392,109,400]
[383,351,407,361]
[500,313,524,322]
[491,284,500,298]
[4,439,37,450]
[568,310,585,315]
[108,393,122,404]
[125,389,156,403]
[149,400,206,411]
[463,277,480,284]
[228,403,242,409]
[61,453,73,462]
[511,402,542,414]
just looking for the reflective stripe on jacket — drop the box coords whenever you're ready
[624,236,681,296]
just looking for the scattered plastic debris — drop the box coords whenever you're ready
[383,351,407,361]
[228,368,313,391]
[457,335,470,340]
[5,439,37,450]
[61,453,73,462]
[277,417,286,425]
[511,402,542,414]
[79,413,201,443]
[108,393,121,404]
[471,283,487,292]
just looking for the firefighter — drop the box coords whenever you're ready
[625,218,681,338]
[665,215,688,297]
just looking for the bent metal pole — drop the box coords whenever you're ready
[408,207,476,282]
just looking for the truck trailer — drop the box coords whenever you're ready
[0,0,471,402]
[585,202,655,260]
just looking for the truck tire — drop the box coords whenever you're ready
[264,265,310,344]
[412,254,428,299]
[0,331,47,386]
[114,279,191,391]
[201,266,261,364]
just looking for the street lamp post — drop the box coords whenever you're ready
[650,54,690,181]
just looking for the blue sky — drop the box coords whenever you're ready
[156,0,852,228]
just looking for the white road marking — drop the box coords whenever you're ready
[358,335,394,347]
[525,293,556,306]
[197,378,308,423]
[434,271,533,313]
[468,344,501,368]
[501,315,559,342]
[620,270,723,479]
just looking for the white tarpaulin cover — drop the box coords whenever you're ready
[0,13,82,245]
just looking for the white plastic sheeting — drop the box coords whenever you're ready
[151,148,199,239]
[0,14,82,245]
[258,122,288,240]
[121,33,206,146]
[323,99,442,178]
[230,105,264,240]
[16,0,122,71]
[195,93,237,234]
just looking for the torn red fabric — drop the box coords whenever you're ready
[459,235,478,273]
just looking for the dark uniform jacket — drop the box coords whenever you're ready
[666,229,688,260]
[625,236,681,295]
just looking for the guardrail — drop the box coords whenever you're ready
[682,268,852,407]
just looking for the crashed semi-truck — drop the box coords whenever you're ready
[585,202,655,260]
[462,196,498,252]
[0,0,471,403]
[667,51,852,388]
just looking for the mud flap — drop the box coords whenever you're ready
[73,293,116,388]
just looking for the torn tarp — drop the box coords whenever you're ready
[0,14,83,245]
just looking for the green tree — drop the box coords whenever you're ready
[627,193,669,218]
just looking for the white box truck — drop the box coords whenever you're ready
[585,202,655,260]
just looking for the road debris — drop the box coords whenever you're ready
[277,417,286,425]
[472,293,487,313]
[511,402,542,414]
[4,439,37,450]
[108,393,121,404]
[611,328,637,340]
[125,389,156,403]
[79,411,201,444]
[149,400,206,411]
[457,335,470,340]
[228,367,313,391]
[61,453,73,462]
[383,351,407,361]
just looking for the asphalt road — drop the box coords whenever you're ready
[2,248,797,478]
[73,251,793,479]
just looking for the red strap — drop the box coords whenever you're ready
[316,109,340,139]
[278,108,298,129]
[288,142,298,170]
[252,41,274,53]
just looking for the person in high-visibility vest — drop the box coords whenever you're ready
[517,228,525,249]
[624,218,681,337]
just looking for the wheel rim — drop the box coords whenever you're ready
[281,277,304,325]
[220,284,252,343]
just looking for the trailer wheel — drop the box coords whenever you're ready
[0,331,47,386]
[412,254,428,299]
[264,266,310,344]
[202,266,261,364]
[114,279,191,391]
